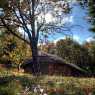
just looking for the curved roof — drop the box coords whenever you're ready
[22,51,87,73]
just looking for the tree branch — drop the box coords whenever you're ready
[0,18,30,45]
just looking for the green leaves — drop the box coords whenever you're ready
[88,0,95,32]
[0,29,31,69]
[56,38,90,67]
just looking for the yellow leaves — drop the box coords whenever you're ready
[9,48,23,65]
[9,41,31,66]
[0,30,32,67]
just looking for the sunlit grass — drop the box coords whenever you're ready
[0,68,95,95]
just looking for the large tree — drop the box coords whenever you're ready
[0,0,70,75]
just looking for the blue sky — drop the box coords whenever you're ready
[47,1,95,44]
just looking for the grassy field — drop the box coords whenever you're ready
[0,68,95,95]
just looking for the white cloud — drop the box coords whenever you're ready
[86,37,95,42]
[62,16,74,24]
[54,37,65,43]
[73,35,80,42]
[53,35,80,44]
[45,13,54,23]
[37,12,55,24]
[37,12,74,25]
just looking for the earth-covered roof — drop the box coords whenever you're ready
[22,51,87,73]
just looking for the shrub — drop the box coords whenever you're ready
[0,67,11,76]
[0,80,22,95]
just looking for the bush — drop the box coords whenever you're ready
[0,68,11,76]
[0,57,9,64]
[0,80,22,95]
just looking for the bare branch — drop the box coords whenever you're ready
[0,18,30,44]
[36,23,44,44]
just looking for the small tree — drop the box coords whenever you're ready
[9,41,31,71]
[0,29,31,70]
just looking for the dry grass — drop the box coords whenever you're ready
[0,68,95,95]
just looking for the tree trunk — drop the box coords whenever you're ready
[31,40,40,75]
[18,63,21,72]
